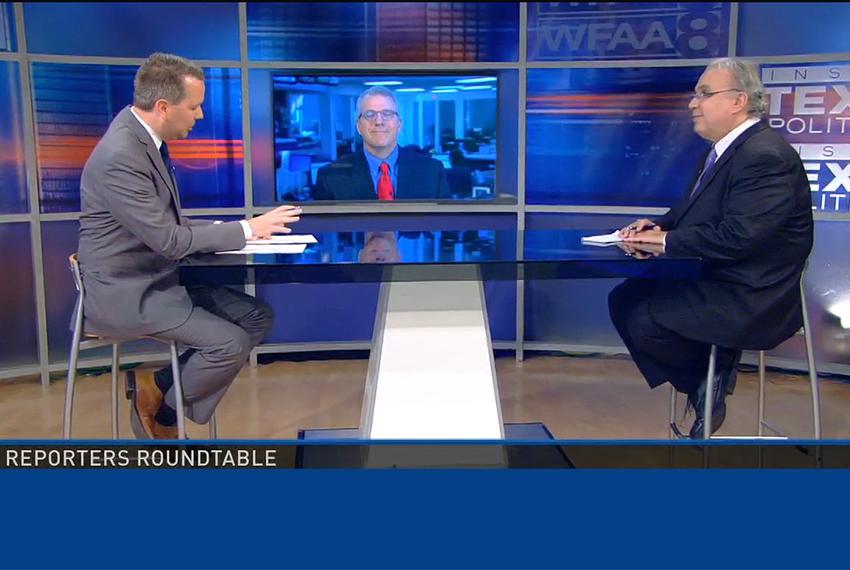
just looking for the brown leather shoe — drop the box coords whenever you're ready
[126,369,163,440]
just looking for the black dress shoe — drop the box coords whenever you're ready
[688,361,735,439]
[688,389,727,439]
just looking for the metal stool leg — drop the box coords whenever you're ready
[63,301,85,439]
[703,345,717,439]
[111,343,120,439]
[668,386,677,439]
[209,413,217,439]
[757,351,766,436]
[170,342,187,440]
[800,286,821,440]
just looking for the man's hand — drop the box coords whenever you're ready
[622,228,666,246]
[247,205,302,239]
[618,218,658,238]
[617,241,665,259]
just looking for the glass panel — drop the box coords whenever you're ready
[738,2,850,57]
[24,2,239,59]
[0,223,38,369]
[32,63,244,213]
[761,60,850,215]
[0,61,28,214]
[526,66,706,206]
[256,213,516,344]
[247,2,518,62]
[0,3,16,52]
[528,2,730,62]
[523,213,639,347]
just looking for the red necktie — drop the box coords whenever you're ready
[377,161,394,201]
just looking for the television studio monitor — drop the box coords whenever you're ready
[271,72,499,203]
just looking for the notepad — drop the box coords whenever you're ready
[216,244,307,255]
[246,234,317,245]
[581,231,622,245]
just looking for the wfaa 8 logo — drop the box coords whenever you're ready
[529,2,729,61]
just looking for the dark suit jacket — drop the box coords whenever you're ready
[313,147,451,201]
[77,106,246,337]
[649,121,813,350]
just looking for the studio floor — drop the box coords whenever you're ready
[1,354,847,440]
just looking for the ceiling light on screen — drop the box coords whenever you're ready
[456,77,498,84]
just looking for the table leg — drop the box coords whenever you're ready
[359,269,505,441]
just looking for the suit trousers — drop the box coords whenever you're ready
[608,279,712,395]
[152,285,274,424]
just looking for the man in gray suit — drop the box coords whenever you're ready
[78,53,301,439]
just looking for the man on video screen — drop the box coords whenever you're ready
[313,86,450,201]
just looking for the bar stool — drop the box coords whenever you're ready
[63,254,217,440]
[668,275,822,440]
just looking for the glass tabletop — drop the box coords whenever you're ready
[180,229,701,284]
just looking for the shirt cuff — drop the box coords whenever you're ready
[238,220,252,239]
[215,219,252,239]
[662,232,667,253]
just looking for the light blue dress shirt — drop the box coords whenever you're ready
[363,146,399,196]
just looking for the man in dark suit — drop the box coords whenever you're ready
[609,58,813,438]
[313,86,450,201]
[78,53,301,439]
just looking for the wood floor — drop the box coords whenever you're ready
[1,354,848,440]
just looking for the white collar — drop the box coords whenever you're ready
[713,117,759,159]
[130,106,163,150]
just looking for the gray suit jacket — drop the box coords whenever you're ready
[78,106,246,337]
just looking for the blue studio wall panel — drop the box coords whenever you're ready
[248,69,275,207]
[528,2,730,62]
[0,3,16,52]
[0,61,28,214]
[247,2,519,63]
[23,2,240,60]
[738,3,850,57]
[32,63,244,213]
[0,223,38,369]
[526,66,706,207]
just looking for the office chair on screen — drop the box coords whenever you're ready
[63,254,216,440]
[668,270,822,440]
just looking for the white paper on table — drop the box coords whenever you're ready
[581,231,623,246]
[246,234,317,245]
[216,243,307,255]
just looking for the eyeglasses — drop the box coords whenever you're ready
[359,109,399,121]
[691,88,743,100]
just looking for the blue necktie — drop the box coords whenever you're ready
[690,147,717,199]
[159,142,173,174]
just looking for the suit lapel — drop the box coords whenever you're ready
[144,145,181,207]
[352,151,377,199]
[396,148,412,200]
[121,106,182,215]
[676,121,767,222]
